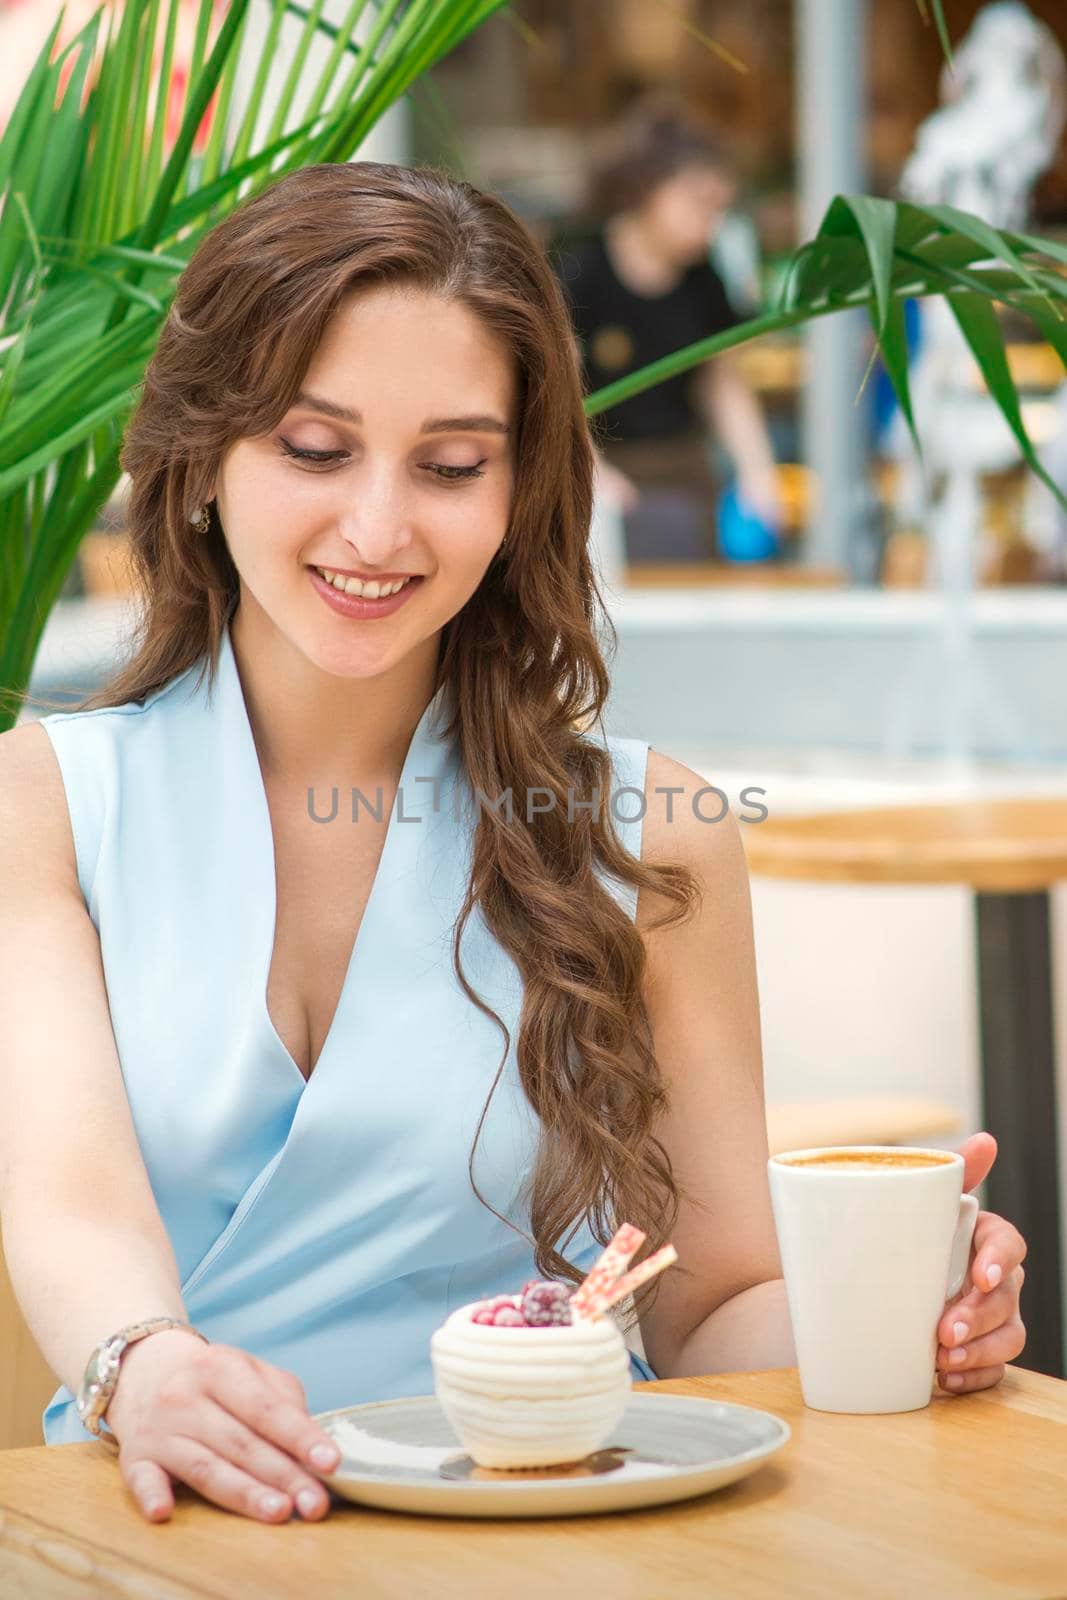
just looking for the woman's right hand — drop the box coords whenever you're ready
[103,1329,342,1524]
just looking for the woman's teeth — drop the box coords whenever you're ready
[315,568,413,598]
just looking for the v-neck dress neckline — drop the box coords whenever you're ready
[36,635,658,1443]
[217,621,452,1092]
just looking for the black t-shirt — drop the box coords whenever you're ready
[553,230,740,443]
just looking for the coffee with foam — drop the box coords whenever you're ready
[780,1150,954,1171]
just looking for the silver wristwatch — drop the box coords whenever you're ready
[76,1317,210,1440]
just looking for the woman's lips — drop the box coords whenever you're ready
[309,565,424,618]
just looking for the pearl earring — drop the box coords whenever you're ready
[190,506,211,534]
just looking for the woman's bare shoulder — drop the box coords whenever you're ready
[0,722,80,896]
[642,745,745,862]
[635,745,749,931]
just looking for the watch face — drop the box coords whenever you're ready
[86,1344,119,1389]
[78,1341,121,1421]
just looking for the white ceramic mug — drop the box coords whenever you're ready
[768,1145,979,1414]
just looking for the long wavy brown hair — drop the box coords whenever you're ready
[31,161,703,1332]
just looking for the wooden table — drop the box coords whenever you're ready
[1,1368,1063,1598]
[744,797,1067,1380]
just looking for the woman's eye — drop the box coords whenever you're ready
[277,438,486,482]
[278,439,345,468]
[427,462,487,482]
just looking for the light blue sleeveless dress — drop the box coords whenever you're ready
[37,619,657,1443]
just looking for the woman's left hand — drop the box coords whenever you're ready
[935,1131,1028,1395]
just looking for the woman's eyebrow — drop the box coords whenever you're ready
[293,389,510,435]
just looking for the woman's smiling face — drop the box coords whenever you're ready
[214,283,517,679]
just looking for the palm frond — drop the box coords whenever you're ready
[3,0,1065,738]
[585,195,1067,513]
[0,0,510,718]
[914,0,953,65]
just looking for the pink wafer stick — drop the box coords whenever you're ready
[571,1222,646,1321]
[592,1243,678,1318]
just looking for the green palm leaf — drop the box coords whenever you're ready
[1,0,1064,736]
[0,0,511,718]
[948,290,1062,500]
[584,195,1067,524]
[914,0,953,64]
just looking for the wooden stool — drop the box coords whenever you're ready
[745,797,1067,1379]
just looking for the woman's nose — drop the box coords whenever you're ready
[335,469,414,561]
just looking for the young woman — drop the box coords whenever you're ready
[0,162,1026,1527]
[554,98,781,562]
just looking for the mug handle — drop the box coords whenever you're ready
[946,1193,980,1299]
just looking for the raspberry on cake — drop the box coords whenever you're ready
[469,1282,576,1327]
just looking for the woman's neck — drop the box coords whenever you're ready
[603,212,684,297]
[229,600,439,792]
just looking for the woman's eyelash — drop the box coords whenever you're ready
[277,438,486,481]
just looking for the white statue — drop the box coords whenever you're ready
[901,1,1066,231]
[881,2,1066,761]
[888,1,1066,557]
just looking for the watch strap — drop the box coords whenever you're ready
[78,1317,209,1441]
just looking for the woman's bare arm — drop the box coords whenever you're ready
[0,723,189,1401]
[634,747,790,1378]
[697,355,783,529]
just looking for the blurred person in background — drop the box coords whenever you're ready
[552,95,782,565]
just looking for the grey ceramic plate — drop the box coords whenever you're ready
[312,1391,791,1519]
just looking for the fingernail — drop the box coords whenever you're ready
[297,1489,323,1518]
[944,1373,964,1389]
[259,1492,287,1515]
[987,1263,1002,1287]
[310,1443,339,1470]
[952,1320,968,1345]
[950,1345,967,1364]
